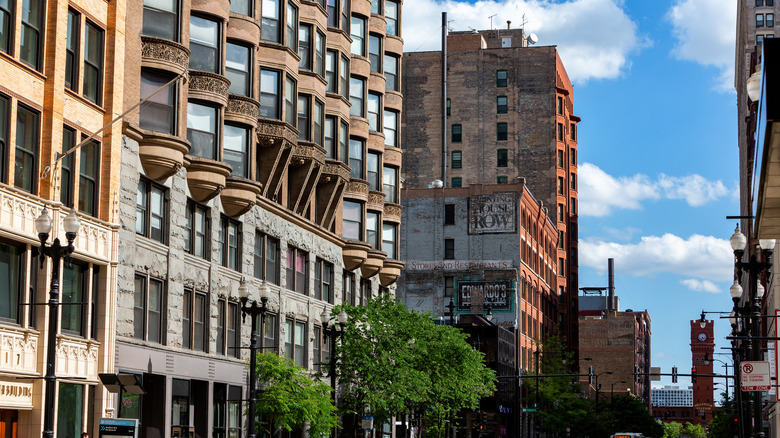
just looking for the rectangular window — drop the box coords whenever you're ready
[382,222,396,259]
[558,230,565,249]
[143,0,179,41]
[570,148,576,166]
[446,98,451,116]
[286,246,308,294]
[367,152,379,191]
[444,276,454,297]
[315,30,325,77]
[557,96,563,115]
[83,21,104,104]
[263,313,278,350]
[171,379,190,431]
[65,10,80,91]
[224,124,250,178]
[384,110,398,148]
[557,122,564,141]
[444,238,455,260]
[325,50,337,93]
[0,0,12,54]
[340,0,349,33]
[314,99,324,146]
[557,176,564,195]
[570,173,576,191]
[285,319,308,368]
[136,177,167,243]
[497,149,508,167]
[343,200,363,241]
[557,149,564,168]
[260,69,281,119]
[61,127,76,206]
[261,0,281,42]
[324,115,336,158]
[558,203,564,222]
[369,34,381,73]
[497,123,508,141]
[768,13,775,27]
[134,274,165,344]
[558,258,565,277]
[385,0,398,36]
[62,261,90,336]
[219,216,241,271]
[758,13,765,27]
[15,104,39,193]
[286,3,298,51]
[183,289,207,352]
[297,94,310,141]
[339,120,349,164]
[78,139,100,216]
[351,16,365,56]
[298,23,311,70]
[497,175,508,184]
[497,96,508,114]
[230,0,252,16]
[452,177,462,188]
[350,77,365,117]
[314,258,333,303]
[382,166,398,203]
[451,150,462,169]
[366,211,380,249]
[20,0,43,70]
[0,94,7,184]
[367,92,380,131]
[285,76,297,126]
[349,138,364,179]
[189,16,220,73]
[340,55,350,100]
[571,197,576,215]
[226,42,251,96]
[140,69,177,134]
[385,54,399,91]
[0,240,23,324]
[327,0,337,27]
[757,0,764,5]
[226,301,240,357]
[360,278,370,306]
[451,124,462,143]
[570,123,576,141]
[187,102,218,160]
[371,0,381,14]
[185,201,210,258]
[496,70,507,87]
[57,383,84,437]
[216,300,225,354]
[444,204,455,225]
[344,272,356,306]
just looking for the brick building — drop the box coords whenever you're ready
[401,27,580,354]
[397,181,560,436]
[652,386,695,425]
[690,317,716,427]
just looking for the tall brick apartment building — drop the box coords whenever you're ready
[0,0,404,436]
[401,28,580,353]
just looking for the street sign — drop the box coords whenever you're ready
[741,361,771,391]
[99,418,139,438]
[522,408,537,413]
[650,367,661,381]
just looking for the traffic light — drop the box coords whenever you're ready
[691,367,697,383]
[481,411,487,425]
[589,366,595,385]
[634,366,641,383]
[672,366,678,383]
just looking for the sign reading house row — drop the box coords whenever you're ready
[458,280,514,311]
[405,260,514,271]
[469,193,517,234]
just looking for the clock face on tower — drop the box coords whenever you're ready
[697,332,707,342]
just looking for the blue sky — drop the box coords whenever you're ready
[404,0,740,392]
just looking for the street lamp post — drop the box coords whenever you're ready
[730,225,774,438]
[321,307,348,438]
[610,380,627,402]
[36,207,81,438]
[594,372,612,403]
[239,280,270,438]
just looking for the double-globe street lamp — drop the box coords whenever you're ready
[320,307,348,438]
[730,225,774,438]
[36,207,81,438]
[239,280,270,438]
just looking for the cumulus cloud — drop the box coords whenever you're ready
[403,0,644,83]
[579,234,733,284]
[579,162,732,217]
[667,0,737,91]
[680,278,721,294]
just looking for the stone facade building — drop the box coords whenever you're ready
[401,28,580,353]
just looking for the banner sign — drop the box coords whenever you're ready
[468,193,517,234]
[457,280,514,311]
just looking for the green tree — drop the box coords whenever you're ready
[707,393,740,438]
[334,294,495,437]
[680,422,707,438]
[254,352,338,437]
[662,421,682,438]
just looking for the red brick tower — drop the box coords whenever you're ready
[691,317,715,426]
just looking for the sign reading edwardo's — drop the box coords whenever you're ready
[469,193,517,234]
[458,280,514,311]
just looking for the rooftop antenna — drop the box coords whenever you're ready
[489,14,497,30]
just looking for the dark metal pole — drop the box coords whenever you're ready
[241,296,267,438]
[42,246,62,438]
[441,11,448,186]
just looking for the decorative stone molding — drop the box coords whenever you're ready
[383,202,402,223]
[226,95,260,127]
[185,157,232,203]
[141,37,190,74]
[137,130,191,182]
[367,190,386,211]
[379,259,405,286]
[0,329,38,375]
[344,179,370,201]
[257,119,299,148]
[56,337,99,381]
[320,160,351,183]
[361,249,387,278]
[221,177,263,218]
[292,142,326,167]
[188,71,231,107]
[342,239,371,271]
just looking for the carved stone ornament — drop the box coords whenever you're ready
[226,95,260,124]
[384,202,402,223]
[344,179,370,196]
[321,160,351,182]
[292,142,326,166]
[257,119,299,148]
[141,37,190,73]
[367,190,386,210]
[188,71,231,106]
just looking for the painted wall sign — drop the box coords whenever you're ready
[458,280,514,311]
[405,260,514,271]
[468,193,517,234]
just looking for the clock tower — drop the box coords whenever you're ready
[691,316,715,426]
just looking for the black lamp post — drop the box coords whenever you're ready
[36,207,81,438]
[610,380,627,402]
[730,224,774,438]
[594,371,612,403]
[446,297,456,326]
[321,307,348,438]
[239,280,270,438]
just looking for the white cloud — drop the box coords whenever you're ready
[680,278,721,294]
[579,234,733,284]
[403,0,644,83]
[579,162,733,217]
[667,0,737,91]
